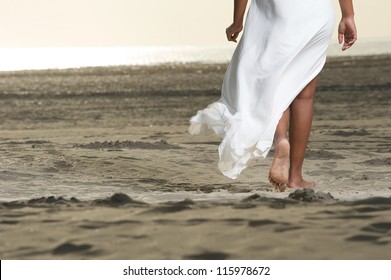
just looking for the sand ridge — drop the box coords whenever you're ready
[1,192,390,259]
[0,55,390,259]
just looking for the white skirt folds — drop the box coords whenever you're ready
[189,0,335,179]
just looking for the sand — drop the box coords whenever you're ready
[0,55,390,259]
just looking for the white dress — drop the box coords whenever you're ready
[189,0,335,179]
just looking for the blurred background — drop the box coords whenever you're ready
[0,0,390,70]
[0,0,390,47]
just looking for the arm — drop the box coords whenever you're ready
[226,0,248,42]
[338,0,357,51]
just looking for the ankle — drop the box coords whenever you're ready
[288,176,315,189]
[274,139,289,158]
[274,137,288,145]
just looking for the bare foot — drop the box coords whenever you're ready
[288,179,315,189]
[268,138,290,192]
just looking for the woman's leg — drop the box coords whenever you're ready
[268,109,290,191]
[274,109,290,144]
[288,76,319,188]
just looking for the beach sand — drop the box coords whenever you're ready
[0,55,390,259]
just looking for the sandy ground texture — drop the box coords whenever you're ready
[0,55,390,259]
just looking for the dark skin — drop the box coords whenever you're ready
[338,0,357,51]
[225,0,248,43]
[225,0,357,190]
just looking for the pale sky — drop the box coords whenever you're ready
[1,0,390,48]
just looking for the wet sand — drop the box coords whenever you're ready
[0,55,390,259]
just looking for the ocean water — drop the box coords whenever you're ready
[0,40,390,72]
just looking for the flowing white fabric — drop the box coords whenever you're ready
[189,0,335,179]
